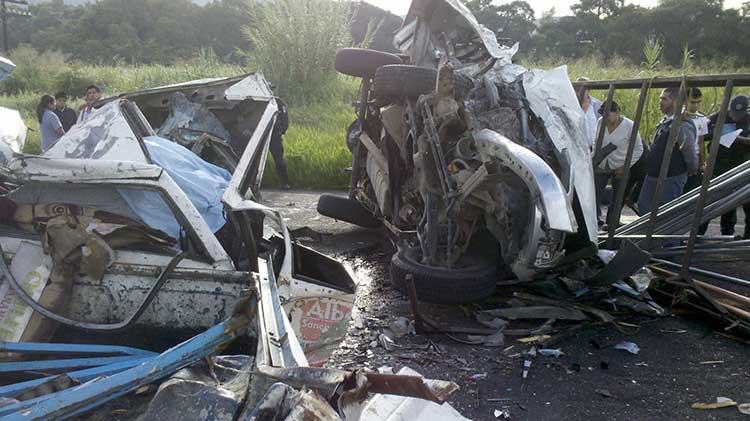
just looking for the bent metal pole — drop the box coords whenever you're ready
[681,80,734,277]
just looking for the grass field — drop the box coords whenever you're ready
[2,54,749,189]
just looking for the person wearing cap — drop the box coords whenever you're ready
[53,91,77,132]
[577,77,602,150]
[594,100,643,227]
[699,95,750,237]
[637,87,699,215]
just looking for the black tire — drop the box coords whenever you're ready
[373,65,473,100]
[390,246,497,304]
[317,194,382,228]
[335,48,403,78]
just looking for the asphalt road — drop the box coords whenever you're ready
[263,189,750,421]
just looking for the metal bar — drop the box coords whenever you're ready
[661,239,750,250]
[257,257,295,368]
[644,79,687,250]
[693,279,750,307]
[593,84,615,158]
[572,73,750,90]
[0,356,141,374]
[359,132,389,171]
[0,310,249,419]
[0,342,156,357]
[0,357,153,399]
[652,247,750,257]
[349,78,371,199]
[681,80,734,277]
[607,81,649,248]
[616,159,750,235]
[605,234,734,241]
[651,258,750,288]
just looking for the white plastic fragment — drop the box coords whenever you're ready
[538,348,564,357]
[614,341,640,355]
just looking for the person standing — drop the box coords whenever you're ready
[37,95,65,153]
[77,85,102,123]
[577,77,602,150]
[637,87,699,215]
[53,91,77,132]
[594,100,643,226]
[270,97,291,189]
[683,87,710,193]
[699,96,750,237]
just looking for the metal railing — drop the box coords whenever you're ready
[574,74,750,327]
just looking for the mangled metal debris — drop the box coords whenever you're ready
[319,0,599,306]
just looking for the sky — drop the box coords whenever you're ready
[365,0,746,18]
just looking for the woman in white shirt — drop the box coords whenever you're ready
[594,100,643,227]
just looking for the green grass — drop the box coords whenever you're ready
[3,55,750,189]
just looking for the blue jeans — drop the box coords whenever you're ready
[637,173,687,216]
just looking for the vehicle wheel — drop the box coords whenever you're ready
[373,65,473,100]
[335,48,403,78]
[390,246,497,304]
[317,194,382,228]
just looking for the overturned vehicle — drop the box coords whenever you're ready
[318,0,598,303]
[0,73,356,368]
[0,72,469,419]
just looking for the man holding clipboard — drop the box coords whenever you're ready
[700,95,750,237]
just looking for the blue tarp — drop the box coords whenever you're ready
[119,136,231,240]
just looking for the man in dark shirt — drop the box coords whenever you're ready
[699,96,750,237]
[53,92,77,132]
[269,97,291,189]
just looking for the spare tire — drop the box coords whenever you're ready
[335,48,403,78]
[390,246,497,304]
[373,65,473,100]
[317,194,382,228]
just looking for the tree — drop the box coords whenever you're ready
[495,1,536,46]
[464,0,536,46]
[571,0,625,18]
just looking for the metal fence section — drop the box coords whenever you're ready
[574,74,750,324]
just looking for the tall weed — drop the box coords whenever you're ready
[242,0,351,104]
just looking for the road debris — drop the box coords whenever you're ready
[691,397,738,410]
[388,317,415,338]
[595,389,616,398]
[538,349,564,357]
[614,342,641,355]
[494,408,511,419]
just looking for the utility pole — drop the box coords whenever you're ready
[1,0,30,54]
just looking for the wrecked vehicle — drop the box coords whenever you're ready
[318,0,598,303]
[0,72,467,420]
[0,56,27,161]
[0,73,355,367]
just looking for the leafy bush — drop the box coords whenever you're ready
[2,46,69,95]
[242,0,351,104]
